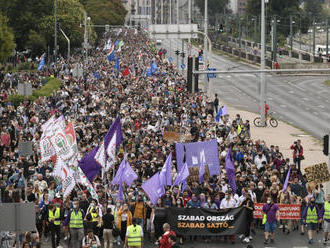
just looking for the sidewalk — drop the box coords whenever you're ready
[226,105,327,170]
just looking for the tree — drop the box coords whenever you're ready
[81,0,127,39]
[0,14,16,62]
[26,30,47,57]
[304,0,323,21]
[195,0,229,26]
[245,0,302,37]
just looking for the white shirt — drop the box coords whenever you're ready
[254,155,267,170]
[220,198,236,209]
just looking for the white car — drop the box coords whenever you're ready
[156,40,162,45]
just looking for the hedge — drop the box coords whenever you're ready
[7,77,62,106]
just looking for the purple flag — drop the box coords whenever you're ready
[225,147,237,193]
[117,184,123,201]
[159,152,172,186]
[199,150,206,184]
[173,163,190,186]
[142,172,165,205]
[111,159,138,187]
[283,167,291,192]
[222,105,228,115]
[121,160,138,187]
[176,139,220,176]
[111,159,125,185]
[78,146,102,183]
[104,116,123,155]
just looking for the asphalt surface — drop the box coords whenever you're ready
[162,39,330,139]
[40,228,330,248]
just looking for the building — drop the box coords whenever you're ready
[228,0,246,14]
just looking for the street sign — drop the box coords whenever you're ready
[181,64,186,69]
[18,83,32,96]
[0,203,35,232]
[199,56,203,61]
[149,24,199,39]
[199,61,205,71]
[207,68,217,79]
[168,57,173,63]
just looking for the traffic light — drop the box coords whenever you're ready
[181,52,185,58]
[175,50,180,56]
[324,134,329,156]
[198,49,203,57]
[219,24,224,33]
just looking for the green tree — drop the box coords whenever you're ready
[304,0,323,21]
[81,0,127,39]
[26,30,47,57]
[195,0,229,26]
[245,0,302,37]
[0,14,16,62]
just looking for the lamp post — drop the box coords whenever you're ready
[260,0,266,126]
[54,0,58,63]
[203,0,208,94]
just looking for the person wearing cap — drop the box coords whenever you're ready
[321,194,330,245]
[63,199,85,248]
[52,193,63,208]
[82,229,101,248]
[48,204,61,248]
[124,218,143,248]
[302,197,322,244]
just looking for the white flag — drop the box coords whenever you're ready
[94,142,106,168]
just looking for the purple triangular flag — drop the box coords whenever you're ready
[78,146,102,183]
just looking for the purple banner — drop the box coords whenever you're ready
[176,139,220,176]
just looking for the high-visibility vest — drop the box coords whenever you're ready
[89,207,99,222]
[306,207,318,224]
[49,207,61,225]
[127,224,142,247]
[69,209,84,229]
[324,202,330,220]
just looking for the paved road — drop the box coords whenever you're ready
[41,228,330,248]
[162,39,330,139]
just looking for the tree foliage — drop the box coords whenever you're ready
[195,0,229,26]
[0,13,16,62]
[304,0,323,21]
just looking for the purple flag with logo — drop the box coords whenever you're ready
[173,163,190,186]
[225,147,236,193]
[283,167,291,192]
[142,172,165,205]
[78,146,102,183]
[159,152,172,186]
[176,139,220,176]
[104,116,123,152]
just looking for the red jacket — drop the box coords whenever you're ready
[290,144,303,159]
[159,230,176,248]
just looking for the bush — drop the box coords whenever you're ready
[7,77,62,106]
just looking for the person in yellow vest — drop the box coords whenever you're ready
[63,199,86,248]
[86,199,102,236]
[48,204,61,248]
[302,197,322,245]
[124,218,143,248]
[322,194,330,245]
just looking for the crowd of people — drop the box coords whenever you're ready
[0,27,328,248]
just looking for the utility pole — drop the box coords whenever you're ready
[169,0,172,24]
[225,15,229,47]
[260,0,266,126]
[313,17,316,56]
[203,0,208,94]
[254,17,257,45]
[326,18,329,59]
[84,11,88,61]
[290,15,293,51]
[161,0,163,24]
[188,0,191,55]
[299,16,302,50]
[177,0,179,24]
[238,14,242,48]
[272,16,277,62]
[54,0,58,63]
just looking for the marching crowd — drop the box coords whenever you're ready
[0,27,328,248]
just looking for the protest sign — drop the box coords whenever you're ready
[304,162,330,183]
[253,203,301,220]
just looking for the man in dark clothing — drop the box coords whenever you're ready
[291,177,304,197]
[169,235,181,248]
[213,94,219,114]
[102,207,114,248]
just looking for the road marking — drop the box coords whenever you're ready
[268,97,273,100]
[226,75,231,78]
[302,97,310,101]
[289,90,294,94]
[280,104,287,108]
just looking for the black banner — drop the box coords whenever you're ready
[166,207,247,236]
